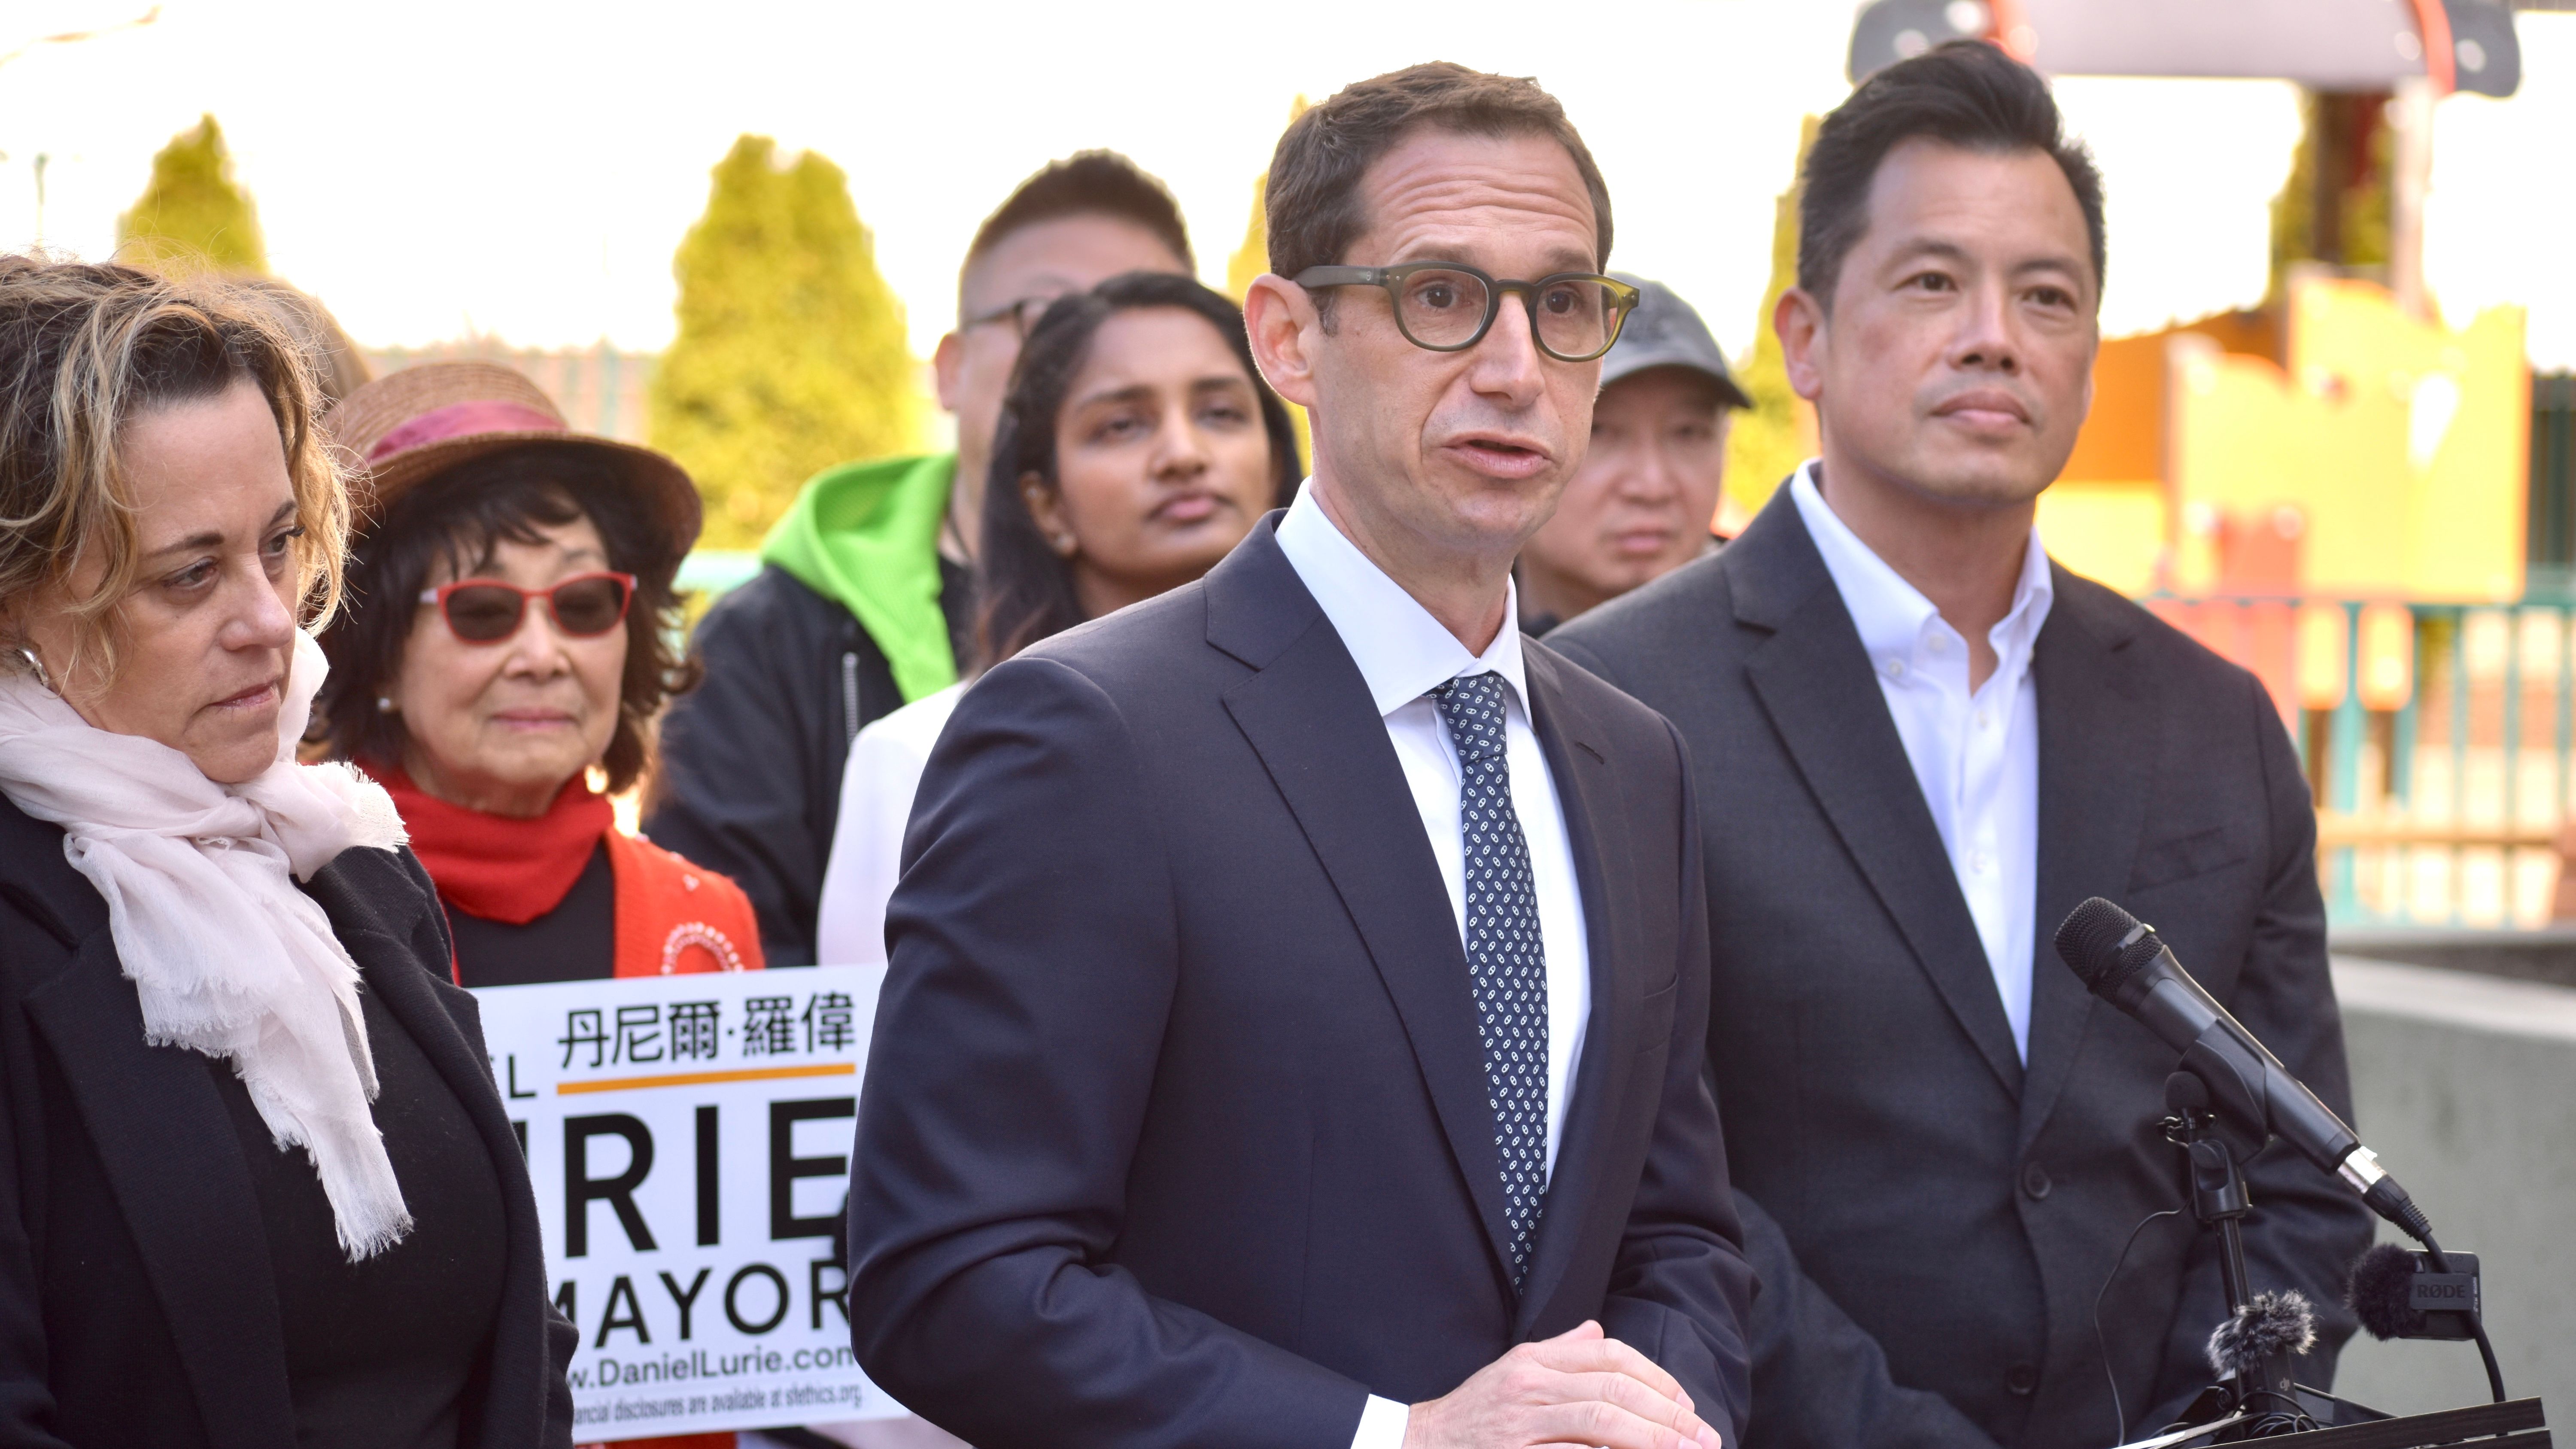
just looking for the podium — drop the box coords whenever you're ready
[2269,1397,2545,1448]
[2128,1397,2548,1448]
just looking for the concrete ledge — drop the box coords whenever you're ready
[2333,955,2576,1041]
[2328,929,2576,989]
[2326,956,2576,1419]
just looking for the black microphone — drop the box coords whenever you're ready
[2053,897,2431,1241]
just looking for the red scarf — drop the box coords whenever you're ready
[375,765,615,925]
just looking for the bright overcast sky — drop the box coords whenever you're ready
[3,2,2571,368]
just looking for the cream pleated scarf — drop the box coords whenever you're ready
[0,631,416,1259]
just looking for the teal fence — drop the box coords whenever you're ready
[2281,599,2576,928]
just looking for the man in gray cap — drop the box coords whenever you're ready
[1517,273,1750,633]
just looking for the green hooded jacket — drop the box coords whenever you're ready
[759,452,959,704]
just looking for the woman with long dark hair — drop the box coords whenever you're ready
[813,270,1299,969]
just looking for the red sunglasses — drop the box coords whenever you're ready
[418,571,637,644]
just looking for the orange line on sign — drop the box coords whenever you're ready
[555,1062,857,1094]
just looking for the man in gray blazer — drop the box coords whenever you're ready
[1551,42,2372,1449]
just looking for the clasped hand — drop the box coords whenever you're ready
[1403,1320,1722,1449]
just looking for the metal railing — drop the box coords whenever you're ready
[2153,596,2576,928]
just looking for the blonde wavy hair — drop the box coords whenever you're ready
[0,255,349,687]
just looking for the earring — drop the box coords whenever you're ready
[1051,533,1078,556]
[13,646,54,695]
[376,696,396,714]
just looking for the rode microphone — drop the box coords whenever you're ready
[2053,897,2431,1242]
[2348,1242,2483,1343]
[2348,1238,2507,1401]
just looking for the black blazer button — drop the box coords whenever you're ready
[2007,1363,2039,1396]
[2020,1161,2052,1200]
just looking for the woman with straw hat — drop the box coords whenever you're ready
[316,362,755,1449]
[316,360,762,993]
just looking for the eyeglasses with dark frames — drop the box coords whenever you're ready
[962,294,1066,342]
[417,571,638,644]
[1292,263,1641,363]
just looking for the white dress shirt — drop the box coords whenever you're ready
[1789,463,2054,1060]
[1274,484,1593,1449]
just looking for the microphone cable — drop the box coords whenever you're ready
[2093,1205,2183,1445]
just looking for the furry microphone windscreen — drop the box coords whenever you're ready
[2206,1290,2320,1378]
[2349,1242,2427,1340]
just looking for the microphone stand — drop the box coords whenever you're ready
[2058,899,2537,1446]
[2160,1073,2320,1437]
[2123,1076,2546,1449]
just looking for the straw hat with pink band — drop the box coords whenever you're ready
[325,361,702,560]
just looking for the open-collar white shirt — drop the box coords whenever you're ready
[1789,462,2054,1060]
[1275,482,1597,1449]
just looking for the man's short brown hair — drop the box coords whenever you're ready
[1264,62,1614,287]
[960,150,1192,316]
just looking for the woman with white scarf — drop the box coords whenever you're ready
[0,256,574,1449]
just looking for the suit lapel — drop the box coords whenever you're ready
[1210,528,1518,1288]
[25,930,297,1449]
[1512,647,1637,1334]
[2020,574,2152,1146]
[1733,501,2024,1095]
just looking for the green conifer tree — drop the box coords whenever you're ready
[117,115,267,275]
[1722,117,1821,519]
[651,135,916,549]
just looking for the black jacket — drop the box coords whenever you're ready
[0,796,576,1449]
[1550,488,2373,1449]
[848,519,1753,1448]
[646,561,971,966]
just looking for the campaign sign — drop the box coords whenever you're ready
[472,966,904,1439]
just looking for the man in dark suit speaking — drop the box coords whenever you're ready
[1551,43,2371,1449]
[847,63,1751,1449]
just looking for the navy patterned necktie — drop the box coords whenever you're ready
[1429,670,1549,1289]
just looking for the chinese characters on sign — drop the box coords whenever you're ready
[553,991,857,1069]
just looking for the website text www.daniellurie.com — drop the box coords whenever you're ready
[569,1345,867,1428]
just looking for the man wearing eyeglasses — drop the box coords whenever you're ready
[649,151,1194,966]
[848,63,1749,1449]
